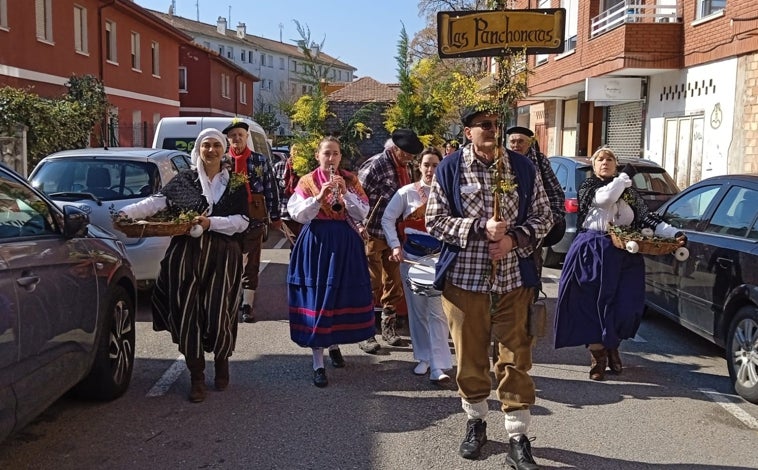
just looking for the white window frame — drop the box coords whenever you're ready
[535,0,550,65]
[239,82,247,104]
[561,0,578,53]
[105,20,117,63]
[248,51,254,63]
[260,52,266,66]
[73,5,88,54]
[131,31,141,71]
[178,66,187,92]
[0,0,8,30]
[35,0,53,43]
[221,73,230,98]
[279,57,285,69]
[151,41,159,77]
[696,0,726,19]
[267,54,273,67]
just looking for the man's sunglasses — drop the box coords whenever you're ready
[470,120,500,130]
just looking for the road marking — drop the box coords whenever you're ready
[629,333,647,342]
[699,388,758,430]
[273,237,288,249]
[146,356,186,397]
[259,259,270,273]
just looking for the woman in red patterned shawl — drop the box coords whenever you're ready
[286,136,374,388]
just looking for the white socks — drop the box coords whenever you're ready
[504,409,531,438]
[461,398,489,420]
[312,347,324,370]
[242,289,255,306]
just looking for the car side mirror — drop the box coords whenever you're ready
[62,204,89,238]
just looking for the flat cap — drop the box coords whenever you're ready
[505,126,534,138]
[391,128,423,155]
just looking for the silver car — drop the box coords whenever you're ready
[0,164,137,441]
[29,148,192,285]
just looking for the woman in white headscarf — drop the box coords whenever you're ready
[119,128,249,402]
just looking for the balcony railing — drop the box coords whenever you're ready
[591,1,680,38]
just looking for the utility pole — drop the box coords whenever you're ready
[278,23,283,42]
[228,5,231,25]
[195,0,199,21]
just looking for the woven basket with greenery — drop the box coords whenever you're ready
[608,225,680,256]
[112,209,199,238]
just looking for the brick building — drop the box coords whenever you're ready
[0,0,255,148]
[508,0,758,187]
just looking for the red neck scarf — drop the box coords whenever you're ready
[230,146,253,202]
[391,150,411,187]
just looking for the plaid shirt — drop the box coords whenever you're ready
[426,145,552,294]
[358,150,411,239]
[273,158,288,215]
[527,147,565,220]
[230,148,281,221]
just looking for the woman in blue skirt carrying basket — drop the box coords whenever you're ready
[554,146,686,381]
[286,136,375,387]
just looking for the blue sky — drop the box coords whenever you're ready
[134,1,428,83]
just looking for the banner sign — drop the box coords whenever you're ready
[437,9,566,58]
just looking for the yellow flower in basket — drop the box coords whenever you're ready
[229,172,249,191]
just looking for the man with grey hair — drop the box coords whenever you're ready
[357,129,424,353]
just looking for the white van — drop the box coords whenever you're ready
[152,116,271,158]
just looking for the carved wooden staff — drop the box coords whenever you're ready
[491,124,505,282]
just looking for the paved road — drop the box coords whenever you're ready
[1,231,756,469]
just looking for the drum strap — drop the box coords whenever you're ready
[397,182,428,243]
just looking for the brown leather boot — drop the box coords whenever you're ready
[589,348,607,381]
[607,348,623,374]
[214,357,229,391]
[186,357,206,403]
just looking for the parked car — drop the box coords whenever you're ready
[544,156,680,267]
[0,164,137,441]
[153,116,273,159]
[28,147,192,285]
[643,174,758,404]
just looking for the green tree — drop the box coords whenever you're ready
[252,106,281,137]
[0,74,109,172]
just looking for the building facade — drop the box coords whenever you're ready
[149,9,357,137]
[513,0,758,187]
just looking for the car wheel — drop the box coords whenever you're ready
[542,246,563,268]
[74,285,135,401]
[726,305,758,404]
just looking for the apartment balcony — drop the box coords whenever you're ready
[528,1,684,99]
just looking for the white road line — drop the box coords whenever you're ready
[259,259,270,273]
[273,237,288,249]
[146,357,186,397]
[629,333,647,342]
[699,388,758,430]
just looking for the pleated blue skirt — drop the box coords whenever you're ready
[554,230,646,349]
[287,219,375,348]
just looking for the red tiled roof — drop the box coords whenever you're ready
[327,77,398,103]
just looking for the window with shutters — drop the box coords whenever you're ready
[239,83,247,104]
[105,21,117,63]
[35,0,53,43]
[151,41,159,76]
[73,5,87,54]
[131,31,140,70]
[1,0,10,30]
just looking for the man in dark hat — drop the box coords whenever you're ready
[357,128,424,353]
[224,118,281,323]
[506,125,566,296]
[426,108,552,469]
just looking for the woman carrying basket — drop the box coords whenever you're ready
[554,146,686,381]
[118,128,249,402]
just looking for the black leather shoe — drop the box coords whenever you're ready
[459,419,487,460]
[313,368,328,387]
[241,305,256,323]
[505,434,539,470]
[328,348,346,368]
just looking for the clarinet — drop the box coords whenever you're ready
[329,165,343,211]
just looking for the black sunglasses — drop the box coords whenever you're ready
[470,120,500,130]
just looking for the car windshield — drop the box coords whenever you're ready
[576,164,678,194]
[30,159,161,201]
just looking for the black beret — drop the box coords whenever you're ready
[505,126,534,138]
[461,107,488,127]
[391,128,423,155]
[222,120,249,134]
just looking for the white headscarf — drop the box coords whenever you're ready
[190,128,227,211]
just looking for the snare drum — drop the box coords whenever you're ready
[406,254,441,297]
